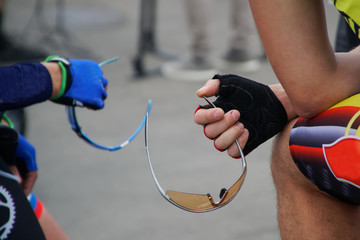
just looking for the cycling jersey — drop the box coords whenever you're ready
[0,158,46,239]
[331,0,360,38]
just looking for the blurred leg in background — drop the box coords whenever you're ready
[161,0,263,81]
[220,0,263,73]
[161,0,216,81]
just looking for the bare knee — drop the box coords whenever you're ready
[271,119,304,187]
[270,120,360,239]
[270,119,322,195]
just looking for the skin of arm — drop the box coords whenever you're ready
[39,206,70,240]
[249,0,360,118]
[40,62,62,99]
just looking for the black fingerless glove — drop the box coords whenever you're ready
[205,74,288,156]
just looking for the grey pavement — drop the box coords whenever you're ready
[5,0,340,239]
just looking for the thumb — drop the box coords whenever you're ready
[196,79,220,98]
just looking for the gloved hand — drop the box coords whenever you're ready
[15,133,37,195]
[200,74,288,156]
[46,56,108,110]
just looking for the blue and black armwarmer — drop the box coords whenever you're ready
[0,62,53,111]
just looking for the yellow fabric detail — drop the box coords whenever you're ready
[331,0,360,38]
[329,94,360,109]
[345,110,360,136]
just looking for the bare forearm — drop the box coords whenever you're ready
[285,47,360,117]
[287,49,360,118]
[250,0,360,118]
[39,206,69,240]
[40,62,62,98]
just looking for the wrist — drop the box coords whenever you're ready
[269,83,297,121]
[1,114,14,128]
[41,62,63,99]
[42,56,72,100]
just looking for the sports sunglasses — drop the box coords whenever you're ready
[145,96,247,213]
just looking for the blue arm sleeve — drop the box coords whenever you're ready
[0,62,53,110]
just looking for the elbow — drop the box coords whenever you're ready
[285,82,337,119]
[294,107,321,119]
[292,99,330,119]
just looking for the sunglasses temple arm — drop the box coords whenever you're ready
[235,140,247,170]
[98,57,119,67]
[66,100,152,151]
[145,120,201,212]
[96,100,151,150]
[145,113,169,197]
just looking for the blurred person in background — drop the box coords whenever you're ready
[162,0,263,81]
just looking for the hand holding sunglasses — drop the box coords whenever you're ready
[197,74,288,156]
[145,97,247,213]
[45,55,109,110]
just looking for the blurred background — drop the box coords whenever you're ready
[2,0,340,239]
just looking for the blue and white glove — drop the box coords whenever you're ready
[16,133,37,172]
[45,56,108,110]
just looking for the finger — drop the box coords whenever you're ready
[101,88,108,99]
[196,79,220,97]
[214,122,245,151]
[102,77,108,88]
[96,99,105,109]
[204,110,240,139]
[194,108,224,125]
[227,128,249,158]
[21,171,38,196]
[8,165,21,183]
[8,165,19,175]
[86,98,103,110]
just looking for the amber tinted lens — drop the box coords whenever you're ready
[166,191,216,212]
[166,165,247,212]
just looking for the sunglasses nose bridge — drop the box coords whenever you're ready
[207,188,229,206]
